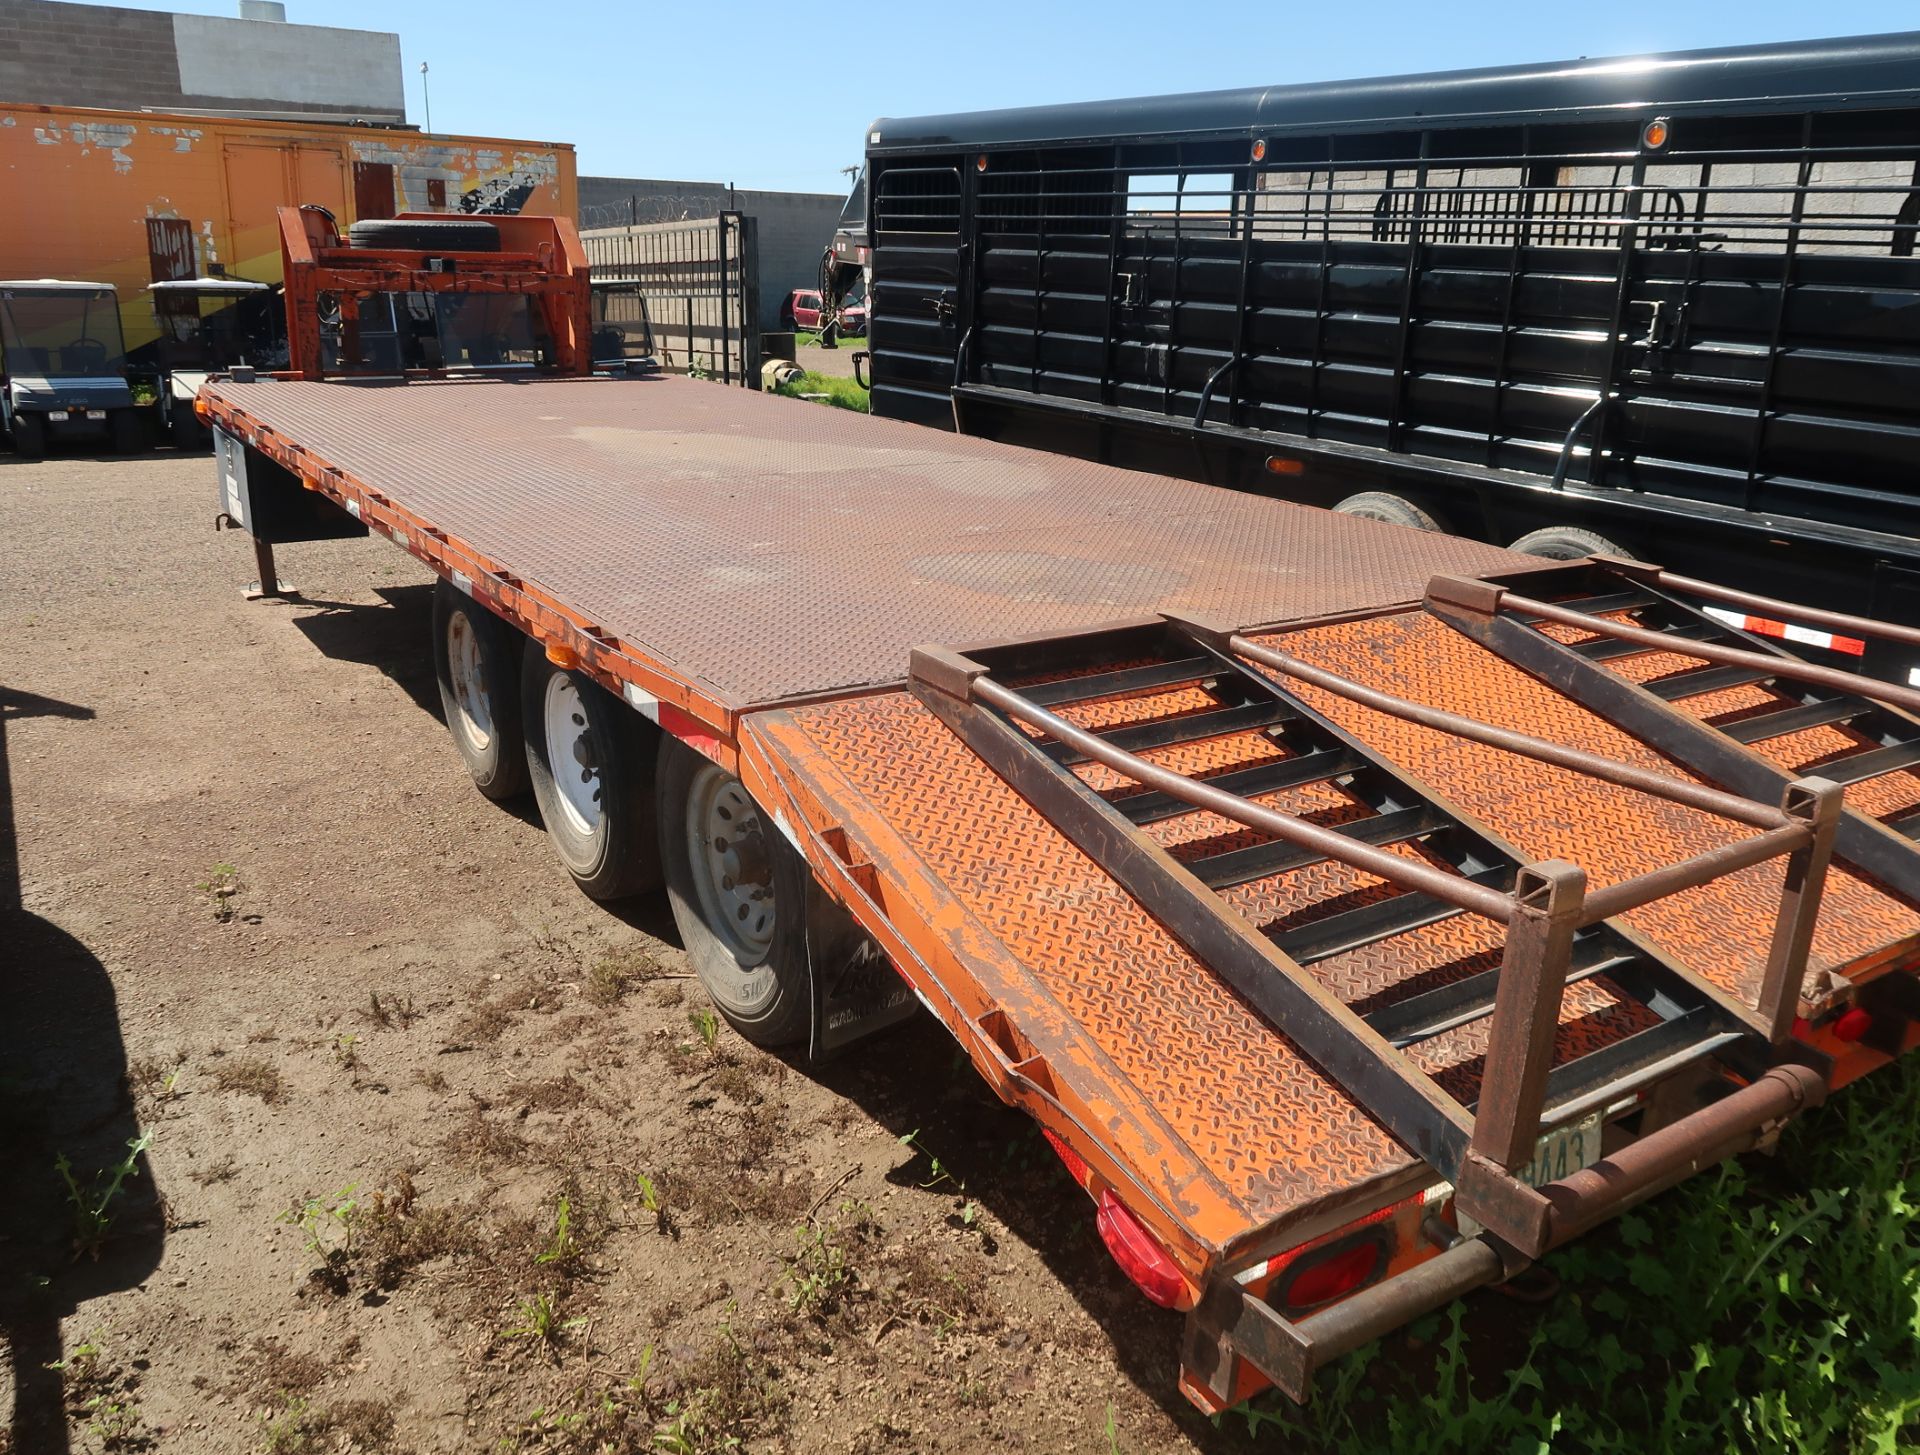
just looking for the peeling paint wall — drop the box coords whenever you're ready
[0,102,576,357]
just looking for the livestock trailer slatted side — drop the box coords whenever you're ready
[859,32,1920,620]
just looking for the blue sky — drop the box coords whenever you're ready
[119,0,1920,193]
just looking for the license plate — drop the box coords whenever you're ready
[47,410,68,421]
[1515,1110,1604,1189]
[86,409,107,420]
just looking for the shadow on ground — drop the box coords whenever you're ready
[1,687,165,1453]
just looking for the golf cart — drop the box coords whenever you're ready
[0,280,142,456]
[145,277,284,449]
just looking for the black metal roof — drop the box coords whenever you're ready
[869,31,1920,152]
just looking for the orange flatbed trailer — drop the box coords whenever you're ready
[198,368,1920,1410]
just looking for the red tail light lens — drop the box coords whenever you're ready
[1095,1190,1190,1309]
[1833,1007,1873,1042]
[1279,1235,1385,1312]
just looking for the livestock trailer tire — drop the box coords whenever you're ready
[521,650,661,900]
[433,582,530,802]
[108,409,146,454]
[1332,491,1446,533]
[347,218,502,253]
[170,410,210,452]
[658,736,813,1048]
[10,413,45,458]
[1509,525,1628,561]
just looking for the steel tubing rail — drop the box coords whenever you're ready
[1228,634,1793,831]
[971,677,1517,923]
[1613,563,1920,652]
[1507,591,1920,717]
[1578,820,1814,925]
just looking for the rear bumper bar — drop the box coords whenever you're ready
[1184,1061,1827,1405]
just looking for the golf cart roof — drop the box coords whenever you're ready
[147,278,273,295]
[0,279,116,293]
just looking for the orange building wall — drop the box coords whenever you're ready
[1,102,578,354]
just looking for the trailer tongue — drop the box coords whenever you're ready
[193,208,1920,1411]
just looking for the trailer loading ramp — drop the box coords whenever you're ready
[200,371,1920,1408]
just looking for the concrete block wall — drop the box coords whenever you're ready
[0,0,403,121]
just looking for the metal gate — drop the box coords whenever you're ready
[580,211,759,384]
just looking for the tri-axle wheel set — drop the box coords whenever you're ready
[430,578,821,1047]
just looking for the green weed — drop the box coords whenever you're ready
[56,1133,153,1261]
[279,1184,359,1269]
[196,861,242,922]
[500,1292,587,1356]
[1233,1053,1920,1452]
[773,369,869,413]
[689,1008,720,1054]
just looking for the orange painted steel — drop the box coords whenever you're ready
[277,206,592,380]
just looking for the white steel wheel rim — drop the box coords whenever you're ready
[543,673,604,838]
[445,613,493,755]
[684,766,778,974]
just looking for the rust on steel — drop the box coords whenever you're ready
[968,675,1516,923]
[1227,632,1794,830]
[198,374,1539,712]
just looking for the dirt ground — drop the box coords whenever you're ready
[0,448,1268,1453]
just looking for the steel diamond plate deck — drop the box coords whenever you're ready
[206,374,1541,709]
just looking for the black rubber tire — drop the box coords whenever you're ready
[347,218,501,253]
[10,412,45,457]
[1508,525,1628,561]
[432,581,529,801]
[1333,491,1446,533]
[108,409,146,454]
[658,736,814,1047]
[170,408,209,452]
[522,649,660,900]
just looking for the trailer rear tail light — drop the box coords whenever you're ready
[193,397,210,420]
[1095,1189,1191,1309]
[1277,1233,1386,1313]
[1264,455,1304,476]
[1642,116,1671,150]
[976,154,989,173]
[1251,139,1268,162]
[1833,1007,1873,1042]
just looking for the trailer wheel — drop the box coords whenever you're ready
[1333,491,1446,532]
[522,651,661,900]
[433,582,529,801]
[170,409,209,452]
[10,413,45,458]
[658,736,812,1047]
[347,218,502,253]
[1509,525,1627,561]
[108,409,146,455]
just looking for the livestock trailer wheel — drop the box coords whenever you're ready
[108,409,146,454]
[432,581,529,801]
[659,736,813,1047]
[1332,491,1446,533]
[521,650,660,900]
[10,413,45,457]
[1509,525,1628,560]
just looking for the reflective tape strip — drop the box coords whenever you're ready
[449,570,473,596]
[1703,605,1866,656]
[344,499,361,519]
[389,526,408,546]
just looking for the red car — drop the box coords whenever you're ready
[782,288,866,335]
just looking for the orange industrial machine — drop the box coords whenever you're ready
[276,205,592,380]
